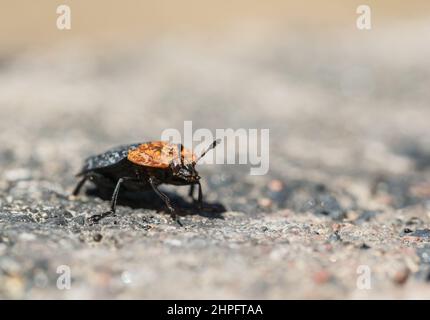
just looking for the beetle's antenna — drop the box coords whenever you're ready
[194,139,221,164]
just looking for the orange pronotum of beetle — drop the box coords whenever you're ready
[127,141,197,168]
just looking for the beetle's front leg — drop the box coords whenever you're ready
[72,175,88,196]
[148,176,182,226]
[197,181,203,209]
[188,184,195,201]
[189,182,203,210]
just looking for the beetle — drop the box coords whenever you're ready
[72,139,220,224]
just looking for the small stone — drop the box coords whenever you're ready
[73,216,85,226]
[63,210,74,219]
[313,270,331,284]
[52,216,68,226]
[164,239,182,247]
[305,194,345,220]
[416,247,430,264]
[355,210,380,224]
[332,223,342,232]
[19,233,36,241]
[258,197,272,208]
[393,268,410,285]
[121,271,132,284]
[223,211,246,218]
[328,232,342,242]
[359,243,371,250]
[268,179,284,192]
[93,233,103,242]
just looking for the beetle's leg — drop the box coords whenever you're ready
[148,177,182,226]
[72,176,88,196]
[197,181,203,209]
[148,177,174,212]
[188,184,195,201]
[88,177,132,224]
[189,183,203,209]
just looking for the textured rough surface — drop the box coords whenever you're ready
[1,25,430,299]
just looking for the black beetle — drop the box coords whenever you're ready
[73,139,220,224]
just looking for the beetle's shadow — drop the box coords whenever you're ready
[85,187,226,219]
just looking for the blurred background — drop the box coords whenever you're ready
[1,0,430,48]
[1,0,430,299]
[1,0,429,173]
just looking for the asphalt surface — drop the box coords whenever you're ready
[1,25,430,298]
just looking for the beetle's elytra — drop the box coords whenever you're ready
[73,139,220,224]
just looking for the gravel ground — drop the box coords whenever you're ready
[1,23,430,299]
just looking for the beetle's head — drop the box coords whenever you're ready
[171,162,200,183]
[171,139,220,184]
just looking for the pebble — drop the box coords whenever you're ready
[63,210,74,219]
[328,232,342,242]
[313,270,331,284]
[332,223,342,232]
[258,197,272,208]
[73,216,85,225]
[359,243,371,250]
[305,194,345,220]
[268,179,284,192]
[93,233,103,242]
[164,239,182,247]
[121,271,132,284]
[355,210,380,224]
[19,233,36,241]
[416,246,430,264]
[392,268,410,285]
